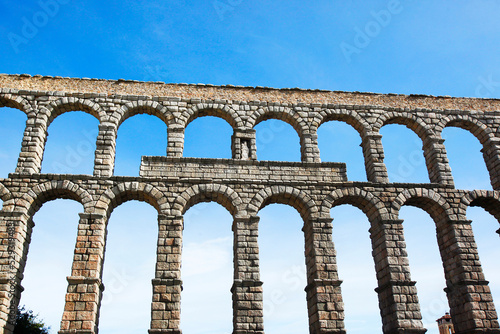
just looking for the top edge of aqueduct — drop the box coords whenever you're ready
[1,73,500,112]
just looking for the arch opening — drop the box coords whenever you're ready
[442,127,492,190]
[41,111,99,175]
[0,96,29,114]
[316,111,367,137]
[318,121,367,181]
[99,200,158,334]
[0,107,27,177]
[184,115,232,159]
[254,119,301,162]
[378,116,429,140]
[258,204,308,334]
[330,204,382,333]
[118,104,170,128]
[468,195,500,222]
[466,206,499,311]
[24,182,91,218]
[184,107,238,130]
[399,206,448,334]
[381,124,429,183]
[181,202,233,334]
[114,114,167,176]
[252,187,316,223]
[250,109,304,138]
[19,199,83,332]
[441,118,492,146]
[45,101,101,128]
[174,184,240,219]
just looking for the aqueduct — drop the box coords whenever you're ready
[0,73,499,334]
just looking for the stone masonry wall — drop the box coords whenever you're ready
[0,74,499,334]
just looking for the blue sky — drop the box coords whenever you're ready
[1,1,500,334]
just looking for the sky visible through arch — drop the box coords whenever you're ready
[1,1,500,334]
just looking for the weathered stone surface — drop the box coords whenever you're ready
[0,75,499,334]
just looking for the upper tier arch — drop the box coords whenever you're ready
[116,100,172,127]
[313,108,370,136]
[41,97,105,128]
[0,94,32,114]
[436,115,495,145]
[179,103,243,129]
[374,112,434,140]
[247,106,308,137]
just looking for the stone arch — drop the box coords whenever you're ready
[248,186,317,222]
[171,183,243,218]
[392,188,455,223]
[95,182,169,217]
[461,190,500,222]
[313,108,370,136]
[374,112,447,184]
[247,106,308,137]
[42,97,104,128]
[436,115,494,145]
[436,115,498,188]
[320,188,388,222]
[4,180,93,334]
[35,98,103,175]
[22,180,94,217]
[0,96,31,177]
[0,94,32,114]
[178,103,243,130]
[314,109,372,177]
[115,100,172,128]
[374,112,434,140]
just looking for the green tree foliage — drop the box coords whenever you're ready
[14,306,50,334]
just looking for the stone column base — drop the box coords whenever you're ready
[455,330,500,334]
[384,329,427,334]
[313,330,347,334]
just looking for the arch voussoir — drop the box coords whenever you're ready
[19,181,94,216]
[461,190,500,222]
[180,103,242,129]
[248,186,317,221]
[115,100,171,127]
[315,108,370,136]
[43,97,104,127]
[0,94,32,114]
[247,106,308,137]
[436,115,494,144]
[392,188,455,222]
[320,187,388,222]
[96,182,168,217]
[172,183,242,218]
[374,111,435,143]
